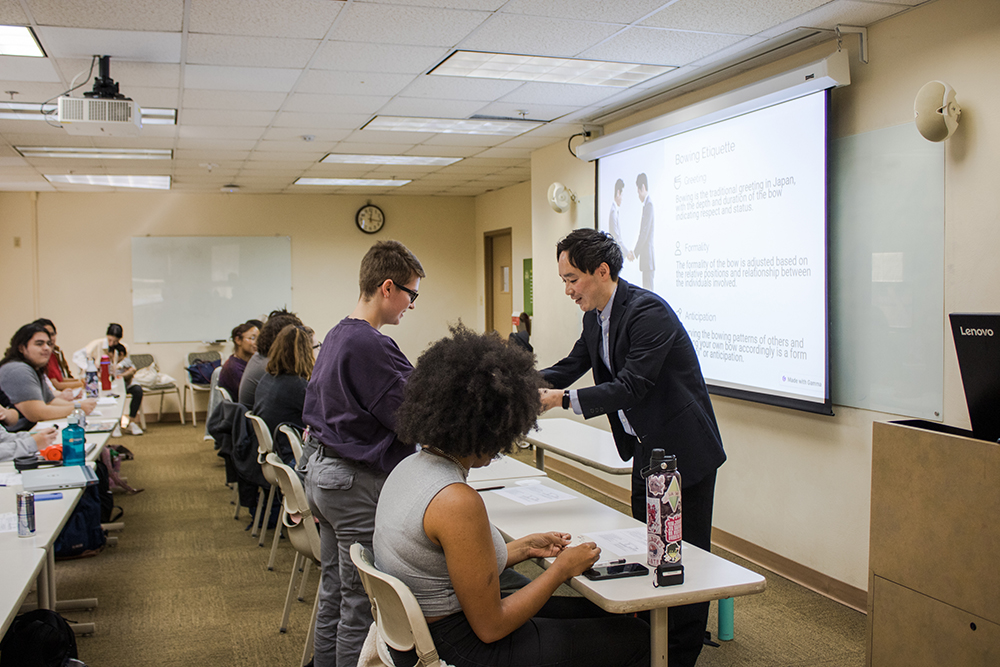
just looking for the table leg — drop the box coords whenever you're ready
[650,607,668,667]
[535,447,545,471]
[36,560,50,611]
[718,597,734,640]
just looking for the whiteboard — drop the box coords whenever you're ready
[829,122,944,419]
[131,236,292,343]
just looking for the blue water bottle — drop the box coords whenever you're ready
[62,410,86,466]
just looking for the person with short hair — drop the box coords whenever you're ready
[0,323,97,430]
[375,324,649,667]
[219,321,258,401]
[252,323,314,466]
[238,309,302,409]
[538,228,725,667]
[634,172,655,290]
[74,323,144,436]
[302,239,425,667]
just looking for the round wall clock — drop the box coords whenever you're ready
[356,204,385,234]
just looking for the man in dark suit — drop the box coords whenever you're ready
[634,172,655,290]
[539,228,725,667]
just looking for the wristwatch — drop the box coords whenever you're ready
[562,390,570,410]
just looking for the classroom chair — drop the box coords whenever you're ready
[267,453,321,666]
[182,350,221,426]
[246,413,279,547]
[278,423,305,465]
[351,543,450,667]
[129,353,184,426]
[202,366,223,441]
[266,424,305,570]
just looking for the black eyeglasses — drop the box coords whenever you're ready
[391,281,419,304]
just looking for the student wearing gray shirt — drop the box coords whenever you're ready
[238,309,301,409]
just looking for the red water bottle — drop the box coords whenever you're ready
[100,354,112,391]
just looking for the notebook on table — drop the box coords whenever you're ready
[21,465,98,492]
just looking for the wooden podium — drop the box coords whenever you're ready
[867,421,1000,666]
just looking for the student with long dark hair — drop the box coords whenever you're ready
[34,318,83,392]
[74,323,144,436]
[0,323,96,429]
[219,321,258,400]
[252,323,314,466]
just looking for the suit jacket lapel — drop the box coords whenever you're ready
[607,280,630,375]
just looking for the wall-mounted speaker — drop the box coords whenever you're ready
[914,81,961,142]
[547,182,577,213]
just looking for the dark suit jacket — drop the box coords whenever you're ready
[634,196,654,273]
[541,280,725,487]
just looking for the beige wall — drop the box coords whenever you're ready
[473,181,532,333]
[0,191,478,414]
[527,0,1000,591]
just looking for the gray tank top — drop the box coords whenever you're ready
[374,450,508,617]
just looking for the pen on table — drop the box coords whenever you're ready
[593,558,626,567]
[474,485,505,493]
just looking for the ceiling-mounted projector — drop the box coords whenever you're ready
[58,55,141,137]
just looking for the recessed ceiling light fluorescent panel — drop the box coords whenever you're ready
[363,116,541,136]
[18,147,172,159]
[44,174,170,189]
[320,154,460,166]
[0,25,45,57]
[431,51,673,87]
[294,178,411,187]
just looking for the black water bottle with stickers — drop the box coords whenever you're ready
[642,448,684,586]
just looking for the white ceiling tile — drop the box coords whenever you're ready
[495,133,560,149]
[27,0,184,31]
[261,126,352,142]
[368,165,444,177]
[758,0,913,37]
[185,65,301,92]
[55,59,180,88]
[188,0,344,39]
[273,111,371,129]
[371,96,484,119]
[253,140,333,153]
[420,172,475,181]
[312,42,448,74]
[186,34,320,69]
[122,87,180,107]
[180,108,277,126]
[132,124,180,139]
[0,130,90,144]
[0,81,65,100]
[38,27,182,63]
[582,27,744,66]
[398,75,522,101]
[178,125,266,140]
[0,1,29,24]
[87,135,174,148]
[460,156,528,167]
[0,55,61,82]
[283,93,390,115]
[296,70,415,96]
[458,14,623,58]
[685,36,770,67]
[642,0,828,36]
[0,156,29,167]
[473,102,575,122]
[183,89,289,111]
[329,4,490,47]
[245,153,318,164]
[501,0,666,24]
[174,143,254,154]
[302,163,379,175]
[356,0,505,9]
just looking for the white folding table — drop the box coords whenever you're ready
[526,417,631,474]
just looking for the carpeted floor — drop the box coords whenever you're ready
[45,423,864,667]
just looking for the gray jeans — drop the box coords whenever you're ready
[304,450,386,667]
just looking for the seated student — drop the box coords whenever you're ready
[238,309,302,410]
[0,323,97,429]
[252,324,313,467]
[508,311,532,352]
[74,324,144,436]
[219,322,259,401]
[1,423,57,462]
[374,325,649,667]
[35,319,83,392]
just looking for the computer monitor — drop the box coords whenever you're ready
[949,313,1000,442]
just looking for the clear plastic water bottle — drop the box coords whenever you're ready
[62,410,86,467]
[85,358,100,397]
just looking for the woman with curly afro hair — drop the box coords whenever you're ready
[374,324,649,667]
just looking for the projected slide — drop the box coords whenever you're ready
[597,92,828,408]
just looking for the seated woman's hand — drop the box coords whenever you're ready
[522,531,571,559]
[551,541,601,580]
[80,398,98,414]
[32,427,58,450]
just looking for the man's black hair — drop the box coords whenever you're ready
[555,229,623,281]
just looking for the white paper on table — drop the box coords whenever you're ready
[490,485,574,506]
[581,527,647,559]
[88,410,103,417]
[71,387,83,399]
[96,397,117,406]
[0,512,17,533]
[0,471,23,486]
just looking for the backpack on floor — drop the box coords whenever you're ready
[53,483,106,559]
[0,609,79,667]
